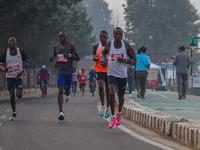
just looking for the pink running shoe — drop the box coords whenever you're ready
[108,117,116,129]
[116,109,122,126]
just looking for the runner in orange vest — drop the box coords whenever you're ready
[93,31,110,118]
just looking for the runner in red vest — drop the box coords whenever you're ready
[79,69,86,97]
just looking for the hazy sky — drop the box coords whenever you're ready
[104,0,200,29]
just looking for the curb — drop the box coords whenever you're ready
[123,95,200,150]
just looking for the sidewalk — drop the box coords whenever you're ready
[122,90,200,149]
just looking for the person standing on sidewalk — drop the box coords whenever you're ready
[173,46,191,100]
[101,27,136,129]
[93,30,110,118]
[135,46,151,100]
[49,31,80,121]
[0,37,30,121]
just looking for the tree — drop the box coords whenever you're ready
[123,0,200,52]
[82,0,114,40]
[0,0,95,67]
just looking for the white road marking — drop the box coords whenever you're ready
[97,103,174,150]
[19,103,25,105]
[161,95,168,99]
[0,115,7,120]
[5,108,11,113]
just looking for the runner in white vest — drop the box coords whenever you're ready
[101,27,136,129]
[0,37,30,121]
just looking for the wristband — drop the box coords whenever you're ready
[124,59,128,64]
[100,60,106,64]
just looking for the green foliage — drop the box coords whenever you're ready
[82,0,114,41]
[0,0,95,67]
[123,0,200,52]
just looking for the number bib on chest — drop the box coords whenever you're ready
[57,54,68,62]
[8,64,21,72]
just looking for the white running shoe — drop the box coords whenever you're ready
[58,112,65,121]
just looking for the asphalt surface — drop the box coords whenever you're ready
[130,89,200,122]
[0,90,192,150]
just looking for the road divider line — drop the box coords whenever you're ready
[0,115,7,120]
[97,102,174,150]
[161,95,168,99]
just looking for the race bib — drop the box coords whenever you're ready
[81,77,85,80]
[111,53,124,61]
[8,64,21,72]
[57,54,68,62]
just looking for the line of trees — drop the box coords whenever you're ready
[123,0,200,53]
[0,0,95,67]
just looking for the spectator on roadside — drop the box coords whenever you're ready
[173,46,191,100]
[135,46,151,100]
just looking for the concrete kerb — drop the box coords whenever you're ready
[123,94,200,150]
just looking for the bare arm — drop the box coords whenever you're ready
[125,42,136,65]
[70,43,80,61]
[49,44,57,62]
[92,44,98,61]
[101,41,110,68]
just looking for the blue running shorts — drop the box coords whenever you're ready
[57,74,72,89]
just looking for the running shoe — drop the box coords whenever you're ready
[58,112,65,121]
[108,117,116,129]
[9,113,17,121]
[63,94,70,103]
[105,108,110,118]
[116,109,122,126]
[99,106,106,117]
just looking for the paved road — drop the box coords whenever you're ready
[0,90,192,150]
[130,90,200,122]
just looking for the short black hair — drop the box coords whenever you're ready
[100,30,108,35]
[113,27,123,33]
[140,46,147,53]
[179,46,185,51]
[138,48,141,54]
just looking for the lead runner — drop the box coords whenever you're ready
[101,27,136,128]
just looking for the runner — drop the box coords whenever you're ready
[101,27,136,129]
[88,67,97,92]
[49,31,80,121]
[36,65,50,95]
[92,30,110,118]
[0,37,30,121]
[80,68,86,97]
[72,68,78,96]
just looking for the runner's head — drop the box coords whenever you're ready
[8,37,17,49]
[113,27,123,42]
[81,68,85,74]
[99,31,108,45]
[59,31,67,43]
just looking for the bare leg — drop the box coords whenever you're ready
[109,84,115,115]
[98,79,105,105]
[118,90,125,113]
[9,89,16,112]
[58,86,64,112]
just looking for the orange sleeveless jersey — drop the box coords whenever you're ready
[95,43,108,73]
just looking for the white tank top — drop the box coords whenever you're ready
[107,40,127,78]
[6,48,23,78]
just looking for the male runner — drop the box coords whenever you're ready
[80,68,86,97]
[0,37,30,121]
[92,30,110,118]
[49,31,80,121]
[101,27,136,129]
